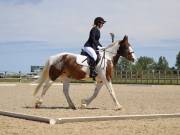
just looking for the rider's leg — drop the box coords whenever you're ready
[83,47,97,60]
[89,58,97,79]
[84,47,97,79]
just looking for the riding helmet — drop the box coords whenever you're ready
[94,17,106,25]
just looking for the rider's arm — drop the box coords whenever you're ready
[90,28,102,47]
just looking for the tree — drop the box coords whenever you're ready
[175,51,180,69]
[156,56,169,71]
[117,57,133,71]
[134,56,156,71]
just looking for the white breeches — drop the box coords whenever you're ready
[84,47,97,61]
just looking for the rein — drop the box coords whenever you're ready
[103,50,117,55]
[98,49,118,69]
[99,49,106,69]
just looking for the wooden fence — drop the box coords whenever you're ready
[113,70,180,85]
[0,70,180,85]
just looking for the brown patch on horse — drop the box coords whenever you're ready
[49,54,86,81]
[106,60,113,81]
[113,54,120,66]
[112,40,123,66]
[112,36,130,65]
[49,65,63,81]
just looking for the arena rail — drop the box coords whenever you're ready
[1,110,180,125]
[54,113,180,124]
[0,110,56,125]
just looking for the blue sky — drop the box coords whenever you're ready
[0,0,180,73]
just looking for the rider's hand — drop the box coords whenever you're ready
[98,46,106,50]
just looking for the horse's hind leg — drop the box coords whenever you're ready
[35,79,52,108]
[81,81,103,109]
[63,79,76,109]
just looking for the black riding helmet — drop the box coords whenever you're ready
[94,17,106,25]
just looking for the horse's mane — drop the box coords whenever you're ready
[104,40,119,50]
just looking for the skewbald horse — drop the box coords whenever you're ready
[33,35,136,110]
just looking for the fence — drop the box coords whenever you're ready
[0,73,32,83]
[0,70,180,85]
[113,70,180,85]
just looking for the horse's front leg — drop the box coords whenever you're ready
[104,80,122,110]
[63,79,76,109]
[81,81,103,109]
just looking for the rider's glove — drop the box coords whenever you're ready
[97,46,106,50]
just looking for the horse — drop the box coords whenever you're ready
[33,35,136,110]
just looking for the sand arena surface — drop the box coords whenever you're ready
[0,83,180,135]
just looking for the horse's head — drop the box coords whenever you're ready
[113,35,136,65]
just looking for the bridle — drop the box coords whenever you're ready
[98,43,135,69]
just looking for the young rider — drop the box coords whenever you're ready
[83,17,106,79]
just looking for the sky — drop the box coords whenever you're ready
[0,0,180,73]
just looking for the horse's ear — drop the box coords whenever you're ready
[122,35,128,44]
[123,35,128,41]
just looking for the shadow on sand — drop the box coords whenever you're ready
[23,106,100,110]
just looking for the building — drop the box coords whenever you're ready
[31,66,44,73]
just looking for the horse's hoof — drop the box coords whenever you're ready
[115,106,123,111]
[81,99,87,109]
[70,106,77,110]
[81,104,87,109]
[35,103,41,108]
[34,98,43,108]
[81,99,88,109]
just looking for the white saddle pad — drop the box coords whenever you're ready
[76,54,89,67]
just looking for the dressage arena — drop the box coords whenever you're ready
[0,83,180,135]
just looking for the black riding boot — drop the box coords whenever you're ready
[89,59,97,80]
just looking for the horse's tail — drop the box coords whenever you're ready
[33,60,49,96]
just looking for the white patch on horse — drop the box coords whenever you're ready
[129,46,136,61]
[76,55,89,67]
[49,52,75,65]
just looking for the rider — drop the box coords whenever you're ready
[83,17,106,79]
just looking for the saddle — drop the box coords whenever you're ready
[76,49,100,67]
